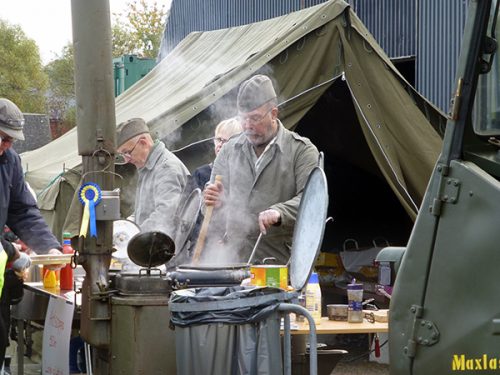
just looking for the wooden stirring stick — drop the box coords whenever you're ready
[192,175,222,265]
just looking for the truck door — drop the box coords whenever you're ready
[388,1,500,374]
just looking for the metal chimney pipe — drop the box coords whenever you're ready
[71,0,116,358]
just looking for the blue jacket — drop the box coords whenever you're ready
[0,149,60,253]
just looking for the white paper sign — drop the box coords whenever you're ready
[42,296,75,375]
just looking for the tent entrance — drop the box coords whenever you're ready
[295,79,413,253]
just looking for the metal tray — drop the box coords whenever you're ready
[30,254,72,265]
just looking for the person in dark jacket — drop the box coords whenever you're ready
[0,98,62,367]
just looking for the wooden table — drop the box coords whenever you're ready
[291,317,388,335]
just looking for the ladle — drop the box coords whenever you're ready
[247,232,264,265]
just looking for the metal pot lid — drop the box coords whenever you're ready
[127,231,176,268]
[173,188,202,254]
[290,167,329,291]
[113,219,140,260]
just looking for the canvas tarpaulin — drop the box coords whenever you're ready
[20,0,443,238]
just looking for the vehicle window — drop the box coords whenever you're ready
[473,0,500,136]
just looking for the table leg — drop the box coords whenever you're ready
[84,342,92,375]
[16,319,24,375]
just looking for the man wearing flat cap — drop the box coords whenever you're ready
[0,98,62,366]
[204,75,319,264]
[116,118,190,237]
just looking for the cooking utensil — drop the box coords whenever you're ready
[173,187,202,254]
[192,175,222,264]
[30,254,72,266]
[112,219,140,260]
[127,231,175,268]
[172,263,250,288]
[246,232,263,265]
[289,167,329,291]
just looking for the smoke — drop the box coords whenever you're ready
[126,60,284,266]
[197,202,255,266]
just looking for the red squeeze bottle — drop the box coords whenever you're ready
[60,232,74,290]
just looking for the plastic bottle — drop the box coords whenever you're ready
[60,232,74,290]
[43,269,57,288]
[347,281,363,323]
[305,272,322,325]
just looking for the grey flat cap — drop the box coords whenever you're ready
[116,118,149,147]
[237,75,277,112]
[0,98,25,140]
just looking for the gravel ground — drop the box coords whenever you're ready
[333,360,389,375]
[320,332,390,375]
[7,329,390,375]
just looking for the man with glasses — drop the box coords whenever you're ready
[116,118,190,237]
[204,75,319,264]
[192,117,242,190]
[0,98,62,367]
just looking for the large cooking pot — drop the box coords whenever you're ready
[169,263,250,288]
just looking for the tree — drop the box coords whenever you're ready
[44,44,76,129]
[0,19,47,113]
[112,0,168,59]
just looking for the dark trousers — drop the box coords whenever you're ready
[0,270,24,366]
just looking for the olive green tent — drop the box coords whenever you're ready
[21,0,444,249]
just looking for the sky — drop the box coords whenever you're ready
[1,0,171,64]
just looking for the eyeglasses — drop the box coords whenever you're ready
[238,107,273,126]
[364,312,375,324]
[214,137,229,145]
[119,138,141,159]
[0,134,14,145]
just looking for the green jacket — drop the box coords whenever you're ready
[210,121,319,264]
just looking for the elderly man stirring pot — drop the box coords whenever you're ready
[204,75,319,264]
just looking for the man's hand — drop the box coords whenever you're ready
[203,180,224,207]
[46,248,64,270]
[12,252,31,272]
[258,209,281,235]
[48,248,62,255]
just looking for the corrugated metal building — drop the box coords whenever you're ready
[159,0,468,112]
[417,0,468,113]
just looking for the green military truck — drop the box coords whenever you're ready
[379,0,500,373]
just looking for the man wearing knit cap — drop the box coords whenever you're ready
[116,118,190,237]
[0,98,62,367]
[204,75,319,264]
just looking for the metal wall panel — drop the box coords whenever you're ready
[348,0,416,59]
[161,0,415,60]
[161,0,308,57]
[417,0,468,112]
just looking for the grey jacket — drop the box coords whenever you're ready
[210,121,319,264]
[135,141,190,237]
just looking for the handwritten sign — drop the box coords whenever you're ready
[42,296,74,375]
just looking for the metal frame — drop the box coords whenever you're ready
[278,303,317,375]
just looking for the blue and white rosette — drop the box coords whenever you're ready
[78,183,102,238]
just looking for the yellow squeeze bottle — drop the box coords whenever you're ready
[43,269,57,288]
